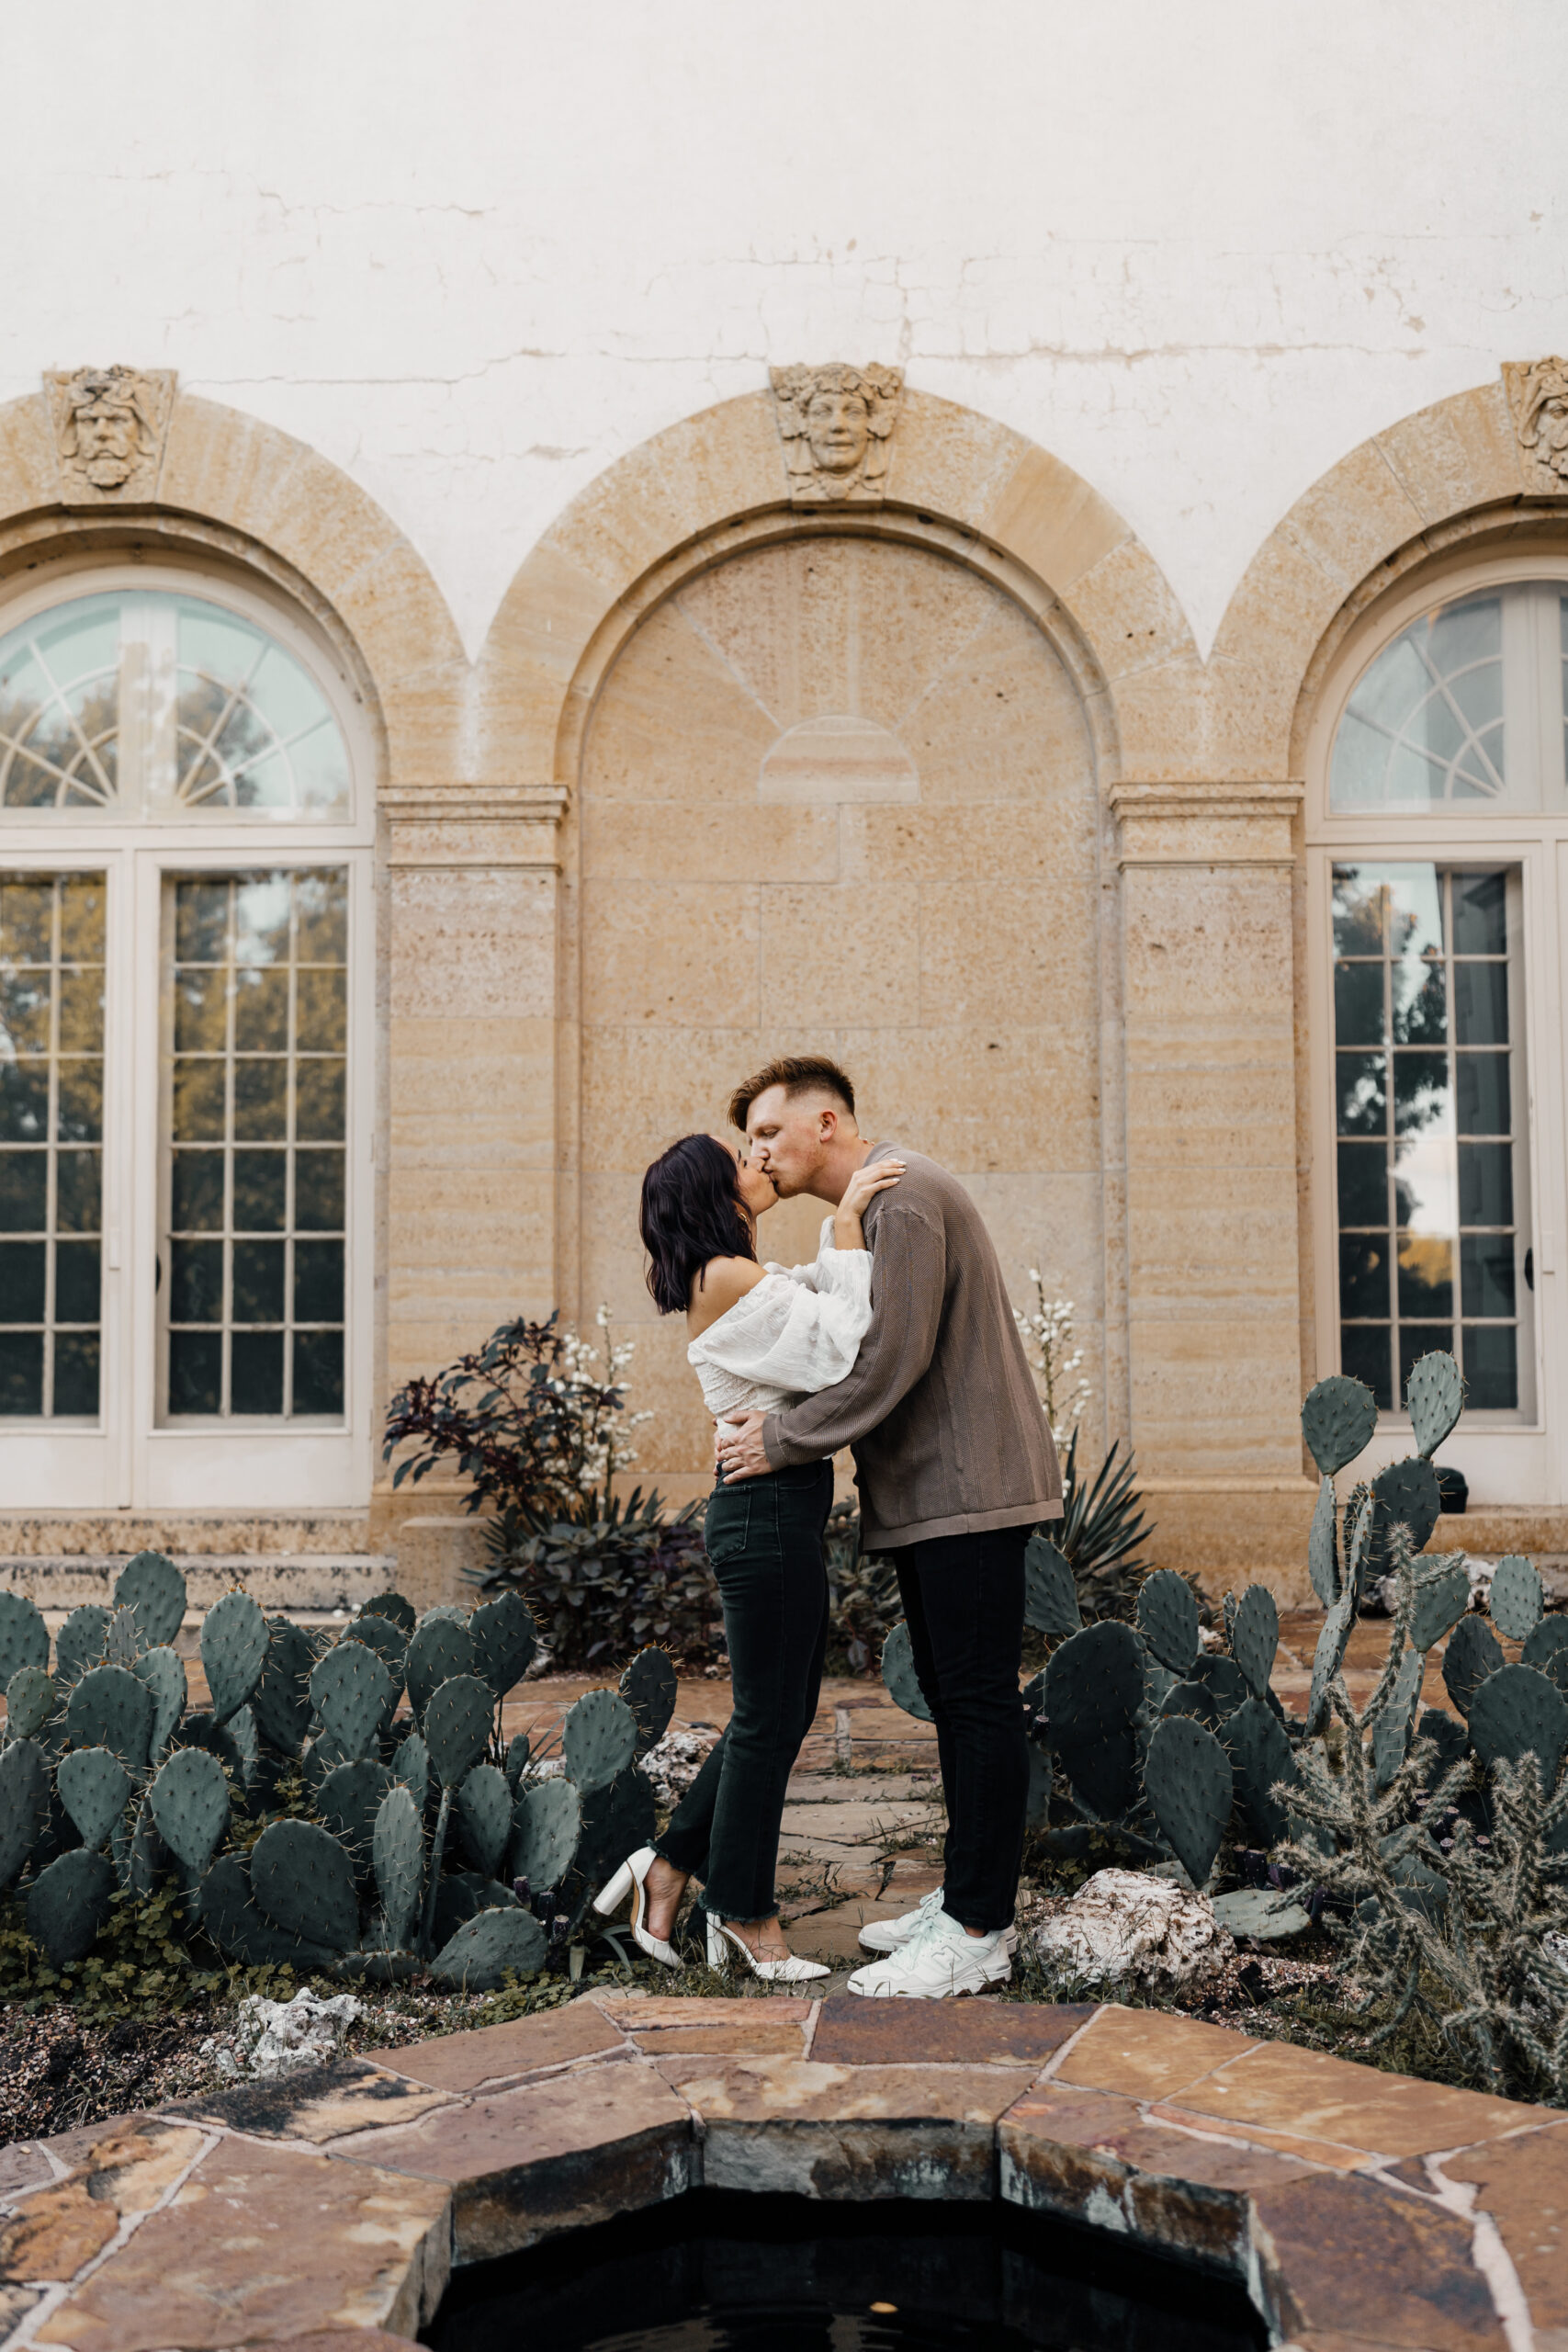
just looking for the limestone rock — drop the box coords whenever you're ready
[638,1725,717,1808]
[1032,1867,1234,1986]
[203,1986,362,2080]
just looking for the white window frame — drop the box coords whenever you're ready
[0,561,376,1512]
[1305,553,1568,1508]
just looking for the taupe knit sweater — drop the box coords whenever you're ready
[761,1144,1062,1548]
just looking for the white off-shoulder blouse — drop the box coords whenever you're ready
[686,1217,873,1432]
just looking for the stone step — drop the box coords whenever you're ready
[0,1555,394,1616]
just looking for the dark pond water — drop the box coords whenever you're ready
[424,2190,1267,2352]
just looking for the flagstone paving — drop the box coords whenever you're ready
[2,1993,1563,2350]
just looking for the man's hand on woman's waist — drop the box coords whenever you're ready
[715,1409,770,1482]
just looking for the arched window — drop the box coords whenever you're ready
[0,567,372,1513]
[1308,559,1568,1499]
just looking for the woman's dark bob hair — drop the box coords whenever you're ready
[640,1133,756,1315]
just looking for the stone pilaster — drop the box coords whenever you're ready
[1111,783,1314,1589]
[382,785,566,1410]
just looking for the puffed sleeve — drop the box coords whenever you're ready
[694,1261,873,1395]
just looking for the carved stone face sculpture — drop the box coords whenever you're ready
[1527,386,1568,482]
[1507,356,1568,491]
[69,383,145,489]
[805,387,872,476]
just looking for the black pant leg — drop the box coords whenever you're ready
[895,1551,955,1804]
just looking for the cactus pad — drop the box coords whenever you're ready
[562,1689,638,1793]
[1145,1713,1233,1885]
[1469,1663,1568,1786]
[65,1664,154,1769]
[1161,1679,1224,1733]
[1443,1613,1504,1718]
[1023,1535,1081,1638]
[1411,1564,1470,1655]
[0,1590,49,1692]
[1372,1650,1425,1790]
[310,1640,394,1761]
[406,1617,476,1723]
[1522,1617,1568,1695]
[200,1589,269,1725]
[27,1846,116,1966]
[113,1552,187,1650]
[176,1711,244,1784]
[250,1816,359,1950]
[56,1604,111,1686]
[1405,1350,1464,1461]
[1136,1570,1201,1674]
[1191,1655,1249,1719]
[508,1774,581,1892]
[0,1739,47,1890]
[431,1870,518,1949]
[252,1619,315,1756]
[393,1732,431,1814]
[373,1784,424,1947]
[432,1905,547,1990]
[199,1853,339,1970]
[346,1611,408,1690]
[148,1746,231,1873]
[1231,1586,1280,1698]
[129,1644,186,1763]
[1489,1555,1544,1644]
[574,1767,657,1896]
[620,1648,678,1755]
[469,1592,537,1699]
[1307,1593,1355,1735]
[5,1667,55,1743]
[57,1746,133,1853]
[361,1590,417,1633]
[1307,1476,1339,1609]
[1044,1621,1145,1820]
[1370,1457,1442,1578]
[318,1758,393,1882]
[881,1622,933,1722]
[1345,1482,1374,1593]
[1302,1374,1377,1476]
[503,1732,532,1792]
[457,1762,513,1878]
[424,1674,495,1789]
[1227,1696,1298,1847]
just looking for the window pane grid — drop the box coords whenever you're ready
[165,869,345,1422]
[0,872,103,1418]
[1332,863,1522,1413]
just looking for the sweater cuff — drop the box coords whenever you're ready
[761,1411,796,1470]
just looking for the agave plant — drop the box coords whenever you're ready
[1051,1430,1153,1620]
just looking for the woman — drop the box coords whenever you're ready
[593,1131,902,1980]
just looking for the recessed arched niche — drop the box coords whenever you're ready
[574,530,1103,1489]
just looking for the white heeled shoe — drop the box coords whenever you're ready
[705,1913,829,1984]
[592,1845,682,1969]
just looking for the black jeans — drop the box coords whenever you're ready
[893,1523,1031,1933]
[655,1459,832,1922]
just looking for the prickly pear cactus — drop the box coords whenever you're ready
[562,1689,638,1794]
[431,1904,547,1990]
[0,1740,46,1890]
[1468,1664,1568,1784]
[113,1552,187,1650]
[0,1591,49,1692]
[1135,1570,1200,1675]
[1024,1534,1081,1639]
[1301,1374,1377,1476]
[509,1775,581,1893]
[620,1648,678,1756]
[1231,1586,1279,1699]
[1490,1555,1544,1645]
[457,1763,512,1879]
[200,1589,269,1725]
[503,1732,532,1792]
[1411,1563,1469,1656]
[57,1747,133,1854]
[27,1847,116,1967]
[393,1732,431,1814]
[56,1605,111,1687]
[880,1623,933,1723]
[1405,1350,1464,1461]
[469,1592,536,1699]
[310,1640,394,1761]
[1523,1618,1568,1693]
[346,1611,408,1688]
[199,1853,338,1971]
[252,1619,315,1756]
[1306,1593,1355,1736]
[406,1617,476,1724]
[148,1745,231,1874]
[318,1758,393,1882]
[1371,1650,1425,1791]
[1144,1713,1233,1887]
[362,1590,416,1633]
[1044,1621,1145,1820]
[1227,1696,1297,1847]
[1442,1613,1504,1718]
[66,1664,154,1770]
[1307,1476,1339,1609]
[373,1785,424,1948]
[5,1668,55,1744]
[423,1676,494,1789]
[249,1816,359,1950]
[1369,1458,1442,1587]
[131,1645,187,1763]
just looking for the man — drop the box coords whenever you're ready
[716,1055,1061,1996]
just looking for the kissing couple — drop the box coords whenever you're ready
[592,1055,1062,1999]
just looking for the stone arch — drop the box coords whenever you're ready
[0,385,467,786]
[1208,379,1537,781]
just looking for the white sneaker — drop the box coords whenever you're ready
[858,1886,1018,1962]
[846,1907,1012,1998]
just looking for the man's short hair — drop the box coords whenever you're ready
[728,1055,856,1132]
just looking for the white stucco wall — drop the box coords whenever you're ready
[11,0,1568,660]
